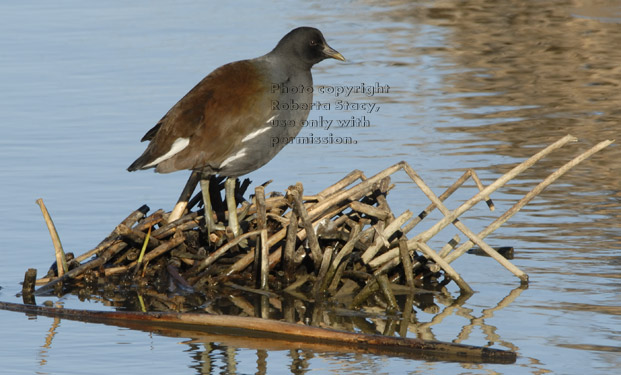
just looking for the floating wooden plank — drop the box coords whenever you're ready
[0,301,516,364]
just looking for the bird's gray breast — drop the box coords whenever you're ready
[217,65,313,177]
[270,69,313,139]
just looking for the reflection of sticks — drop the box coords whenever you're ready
[408,293,469,341]
[454,286,527,349]
[0,301,517,364]
[39,311,62,367]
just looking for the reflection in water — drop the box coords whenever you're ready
[181,286,526,374]
[36,302,63,372]
[42,283,525,373]
[370,0,621,252]
[17,280,525,372]
[454,287,524,351]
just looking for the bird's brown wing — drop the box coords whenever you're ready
[128,60,274,173]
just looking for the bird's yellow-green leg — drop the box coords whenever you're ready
[200,177,224,234]
[225,177,241,237]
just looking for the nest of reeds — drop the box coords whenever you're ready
[31,136,612,318]
[36,165,458,312]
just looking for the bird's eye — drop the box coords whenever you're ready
[310,40,318,46]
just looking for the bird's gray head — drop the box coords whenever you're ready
[271,27,345,69]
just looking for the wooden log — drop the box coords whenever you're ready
[374,256,401,277]
[306,163,402,223]
[108,234,187,277]
[245,196,288,216]
[350,277,380,308]
[0,301,517,364]
[399,292,416,338]
[375,177,395,224]
[120,204,151,227]
[366,137,594,282]
[26,136,612,346]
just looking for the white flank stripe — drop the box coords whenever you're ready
[242,127,271,142]
[144,137,190,168]
[220,148,247,168]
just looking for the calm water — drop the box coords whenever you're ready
[1,1,620,374]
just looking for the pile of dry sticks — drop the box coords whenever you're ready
[29,135,612,315]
